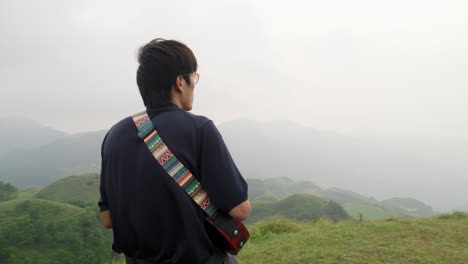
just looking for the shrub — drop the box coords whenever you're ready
[437,211,468,220]
[252,217,301,237]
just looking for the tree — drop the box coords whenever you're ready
[0,180,18,201]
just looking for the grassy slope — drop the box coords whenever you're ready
[34,173,100,203]
[237,213,468,264]
[0,198,84,229]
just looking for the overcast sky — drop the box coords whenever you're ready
[1,0,467,141]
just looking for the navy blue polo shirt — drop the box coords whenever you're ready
[98,104,248,264]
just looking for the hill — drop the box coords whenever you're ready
[237,212,468,264]
[17,186,42,199]
[34,173,100,205]
[0,199,84,229]
[248,177,435,219]
[248,193,351,224]
[29,173,435,220]
[32,174,351,223]
[0,199,113,264]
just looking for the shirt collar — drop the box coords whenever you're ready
[146,103,180,111]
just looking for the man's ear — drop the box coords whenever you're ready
[174,76,184,93]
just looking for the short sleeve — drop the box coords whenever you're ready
[197,121,248,212]
[98,133,109,212]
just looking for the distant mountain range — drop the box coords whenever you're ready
[0,118,105,187]
[0,117,466,212]
[218,120,468,212]
[0,117,69,158]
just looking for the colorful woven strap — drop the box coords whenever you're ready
[132,111,217,218]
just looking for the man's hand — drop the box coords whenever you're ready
[228,200,251,221]
[100,210,112,229]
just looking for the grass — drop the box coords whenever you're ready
[91,212,468,264]
[237,212,468,264]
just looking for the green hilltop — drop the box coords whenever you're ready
[248,193,351,224]
[34,173,100,205]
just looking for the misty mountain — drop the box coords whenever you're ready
[218,120,467,212]
[319,188,378,206]
[0,118,69,158]
[248,177,321,201]
[0,130,106,187]
[380,198,434,217]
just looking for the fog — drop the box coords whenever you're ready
[1,0,467,138]
[1,0,467,210]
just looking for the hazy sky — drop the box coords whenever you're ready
[1,0,467,141]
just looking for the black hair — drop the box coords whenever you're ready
[136,38,198,107]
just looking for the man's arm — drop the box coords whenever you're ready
[98,133,111,229]
[100,210,112,229]
[229,200,251,221]
[198,120,251,221]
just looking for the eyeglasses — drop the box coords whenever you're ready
[182,72,200,84]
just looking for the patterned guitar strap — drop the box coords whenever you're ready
[132,111,217,218]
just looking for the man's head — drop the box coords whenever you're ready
[136,38,198,111]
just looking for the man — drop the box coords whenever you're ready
[98,38,251,264]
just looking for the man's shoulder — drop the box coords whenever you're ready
[107,110,213,135]
[105,109,215,138]
[108,116,134,133]
[180,110,213,129]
